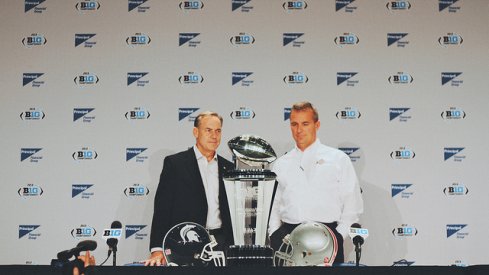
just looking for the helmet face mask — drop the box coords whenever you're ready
[163,222,226,266]
[274,222,338,266]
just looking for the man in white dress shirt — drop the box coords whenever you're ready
[269,101,363,264]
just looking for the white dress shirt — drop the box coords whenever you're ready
[268,139,363,238]
[193,146,222,230]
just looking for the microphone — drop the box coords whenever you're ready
[57,240,97,261]
[106,221,122,252]
[349,223,368,267]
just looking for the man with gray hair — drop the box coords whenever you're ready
[145,111,234,266]
[269,102,363,264]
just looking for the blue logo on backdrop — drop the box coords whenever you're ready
[232,72,254,86]
[439,0,460,12]
[391,184,413,198]
[19,225,41,239]
[179,33,201,47]
[392,225,418,237]
[387,33,409,47]
[230,107,255,120]
[283,1,307,11]
[334,33,359,46]
[388,72,413,84]
[389,108,411,122]
[441,72,463,86]
[443,183,469,196]
[20,108,45,121]
[23,73,45,87]
[73,148,98,160]
[125,225,148,239]
[284,72,308,84]
[126,33,151,46]
[124,184,150,197]
[76,1,100,11]
[73,108,95,122]
[21,148,43,162]
[71,225,97,239]
[438,33,463,46]
[284,108,291,121]
[127,72,149,86]
[444,147,465,162]
[283,33,305,47]
[25,0,46,13]
[390,147,415,159]
[336,0,357,12]
[447,224,468,238]
[72,184,94,199]
[125,108,150,120]
[232,0,253,12]
[338,147,360,162]
[179,72,204,84]
[441,107,466,120]
[179,108,200,121]
[75,34,96,47]
[336,107,361,119]
[179,1,204,10]
[22,34,47,47]
[74,72,99,86]
[18,184,44,198]
[128,0,150,12]
[386,1,411,11]
[337,72,358,86]
[392,259,415,266]
[230,33,255,45]
[126,148,148,162]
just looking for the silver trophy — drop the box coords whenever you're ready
[224,135,276,266]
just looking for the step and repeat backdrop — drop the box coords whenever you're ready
[1,0,488,267]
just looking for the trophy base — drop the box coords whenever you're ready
[226,245,274,266]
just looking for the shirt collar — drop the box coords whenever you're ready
[193,145,217,162]
[294,138,320,155]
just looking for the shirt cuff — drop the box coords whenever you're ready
[150,247,163,253]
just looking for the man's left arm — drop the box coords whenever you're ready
[336,156,364,239]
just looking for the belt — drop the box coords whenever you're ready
[207,228,223,236]
[283,221,338,229]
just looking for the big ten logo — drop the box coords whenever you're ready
[230,107,255,119]
[390,147,415,159]
[335,33,359,46]
[125,108,150,120]
[179,72,204,84]
[389,72,413,84]
[22,34,47,47]
[444,183,468,196]
[72,225,96,239]
[73,148,98,160]
[284,72,308,84]
[74,72,99,85]
[124,184,149,197]
[102,228,122,240]
[127,33,151,45]
[76,1,100,11]
[179,1,204,10]
[393,225,417,237]
[20,108,45,120]
[439,33,463,46]
[441,107,466,120]
[18,184,43,197]
[231,33,255,45]
[283,1,307,10]
[336,107,361,119]
[387,1,411,11]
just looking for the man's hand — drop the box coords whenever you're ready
[144,251,166,266]
[73,251,95,275]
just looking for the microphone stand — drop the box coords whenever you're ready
[355,243,361,267]
[112,245,117,266]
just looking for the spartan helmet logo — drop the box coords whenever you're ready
[180,224,201,244]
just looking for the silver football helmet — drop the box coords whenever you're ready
[274,222,338,266]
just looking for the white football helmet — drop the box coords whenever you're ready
[274,222,338,266]
[162,222,226,266]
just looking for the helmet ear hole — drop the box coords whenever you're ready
[273,222,338,266]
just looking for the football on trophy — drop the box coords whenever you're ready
[228,135,277,165]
